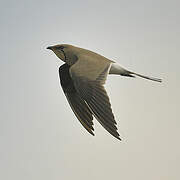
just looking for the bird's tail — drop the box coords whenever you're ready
[109,63,162,82]
[129,71,162,83]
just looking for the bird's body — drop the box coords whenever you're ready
[47,44,162,140]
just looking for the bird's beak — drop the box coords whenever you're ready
[47,46,52,50]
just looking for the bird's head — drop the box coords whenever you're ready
[47,44,75,62]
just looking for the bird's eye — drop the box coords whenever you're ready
[58,46,64,50]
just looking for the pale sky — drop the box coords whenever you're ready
[0,0,180,179]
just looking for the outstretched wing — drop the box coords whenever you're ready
[59,64,94,135]
[70,56,121,140]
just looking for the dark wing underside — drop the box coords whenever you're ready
[59,63,121,140]
[59,64,94,135]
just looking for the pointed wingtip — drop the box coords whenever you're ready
[116,136,122,141]
[89,130,95,136]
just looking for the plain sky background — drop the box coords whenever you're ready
[0,0,180,179]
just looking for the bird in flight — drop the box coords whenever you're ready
[47,44,162,140]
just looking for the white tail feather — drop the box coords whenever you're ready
[109,63,162,83]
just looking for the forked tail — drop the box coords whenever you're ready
[109,63,162,82]
[129,71,162,82]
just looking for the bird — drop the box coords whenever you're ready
[47,44,162,140]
